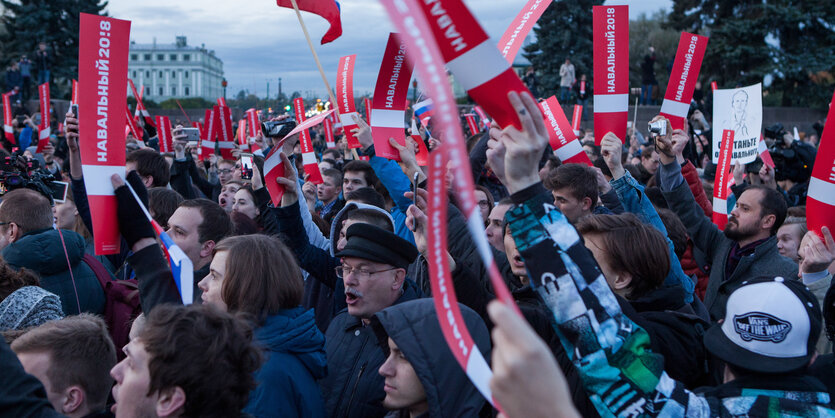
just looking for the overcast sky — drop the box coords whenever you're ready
[108,0,671,99]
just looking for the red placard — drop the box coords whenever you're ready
[539,97,590,165]
[712,129,734,229]
[78,13,130,255]
[216,105,235,160]
[807,89,835,238]
[412,0,531,131]
[324,117,336,148]
[245,108,261,152]
[71,79,79,106]
[263,147,286,206]
[371,33,414,161]
[364,97,372,123]
[464,114,479,136]
[36,83,50,152]
[497,0,550,63]
[217,97,227,107]
[293,98,323,184]
[571,104,583,134]
[201,108,217,160]
[125,106,142,142]
[3,92,14,144]
[155,116,173,153]
[337,54,361,148]
[660,32,709,130]
[237,118,248,150]
[593,5,629,144]
[128,79,154,128]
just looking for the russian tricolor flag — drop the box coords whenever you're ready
[414,99,434,127]
[152,221,194,305]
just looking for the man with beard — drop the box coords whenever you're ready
[652,115,797,322]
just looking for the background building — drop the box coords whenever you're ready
[127,36,223,102]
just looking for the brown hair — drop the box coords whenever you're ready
[214,235,304,323]
[139,304,261,418]
[127,148,171,187]
[543,163,598,204]
[148,187,184,230]
[11,314,116,411]
[61,188,93,241]
[0,260,40,301]
[178,199,233,245]
[0,188,53,235]
[576,213,670,300]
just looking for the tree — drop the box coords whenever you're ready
[523,0,603,99]
[0,0,108,98]
[668,0,835,108]
[629,11,680,100]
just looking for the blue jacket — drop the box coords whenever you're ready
[244,307,327,418]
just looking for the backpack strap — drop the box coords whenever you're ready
[82,253,114,291]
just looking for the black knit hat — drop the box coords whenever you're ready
[335,224,418,269]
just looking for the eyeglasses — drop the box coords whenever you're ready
[217,169,234,175]
[336,265,398,279]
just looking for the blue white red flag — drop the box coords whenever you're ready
[413,99,434,127]
[276,0,342,44]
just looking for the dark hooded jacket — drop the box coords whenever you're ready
[320,280,422,418]
[244,307,328,418]
[2,228,105,315]
[370,299,489,417]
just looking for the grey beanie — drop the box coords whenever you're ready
[0,286,64,331]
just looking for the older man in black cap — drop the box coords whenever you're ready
[321,223,422,418]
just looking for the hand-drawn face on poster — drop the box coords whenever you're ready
[712,83,762,164]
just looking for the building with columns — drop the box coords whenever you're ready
[127,36,223,102]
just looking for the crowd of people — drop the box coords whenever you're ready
[0,56,832,417]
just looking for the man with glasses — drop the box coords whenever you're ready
[320,223,421,418]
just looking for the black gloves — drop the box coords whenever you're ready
[114,170,156,247]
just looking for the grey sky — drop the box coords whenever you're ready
[108,0,671,100]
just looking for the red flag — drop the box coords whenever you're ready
[78,14,130,255]
[807,89,835,238]
[129,79,154,129]
[263,147,286,205]
[275,0,342,44]
[571,104,583,135]
[36,82,50,152]
[464,114,479,136]
[216,105,235,160]
[371,33,414,161]
[593,5,629,144]
[126,106,142,142]
[539,96,591,165]
[409,118,429,166]
[712,130,735,229]
[757,134,775,168]
[411,0,532,131]
[337,54,361,148]
[497,0,550,63]
[363,97,372,124]
[155,116,173,153]
[473,105,490,129]
[293,98,323,184]
[659,33,709,130]
[3,92,14,144]
[324,117,336,148]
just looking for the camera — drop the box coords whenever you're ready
[0,152,58,204]
[763,123,787,140]
[648,120,666,137]
[261,120,296,138]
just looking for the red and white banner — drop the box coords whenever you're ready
[712,129,734,230]
[245,108,261,152]
[337,54,361,148]
[324,117,336,148]
[571,104,583,135]
[155,116,173,153]
[464,114,479,136]
[36,83,51,152]
[539,96,591,165]
[128,79,154,128]
[363,97,372,124]
[263,147,286,206]
[412,0,531,131]
[201,108,217,160]
[217,97,227,107]
[473,105,490,129]
[659,32,708,130]
[757,134,775,168]
[216,105,235,160]
[381,0,520,409]
[283,109,334,140]
[593,5,629,144]
[78,13,130,255]
[293,98,323,184]
[125,106,142,142]
[371,33,413,161]
[237,119,248,150]
[497,0,549,64]
[3,92,14,144]
[807,89,835,238]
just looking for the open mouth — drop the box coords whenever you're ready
[219,197,227,206]
[345,288,362,305]
[512,254,525,268]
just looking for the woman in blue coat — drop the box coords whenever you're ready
[198,234,327,418]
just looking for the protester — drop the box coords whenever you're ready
[165,198,233,286]
[559,57,575,103]
[218,180,244,212]
[371,299,489,417]
[126,149,171,189]
[316,168,345,223]
[485,198,512,253]
[0,188,105,315]
[777,216,808,262]
[542,163,603,223]
[11,314,116,417]
[147,187,184,231]
[231,186,261,222]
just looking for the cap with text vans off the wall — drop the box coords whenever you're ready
[704,276,822,374]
